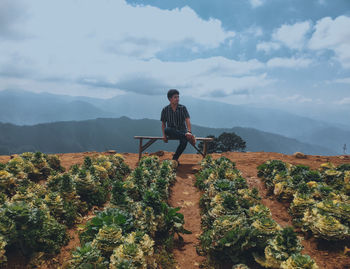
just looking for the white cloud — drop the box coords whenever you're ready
[244,26,263,37]
[256,42,281,53]
[0,0,30,40]
[333,77,350,84]
[336,97,350,105]
[309,16,350,49]
[5,0,235,61]
[267,57,312,68]
[272,21,312,50]
[0,32,270,98]
[75,56,271,98]
[249,0,264,8]
[309,16,350,67]
[0,0,242,98]
[197,56,264,76]
[193,73,273,96]
[285,94,313,103]
[260,94,317,105]
[101,4,235,58]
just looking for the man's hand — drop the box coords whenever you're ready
[185,132,193,138]
[185,132,196,146]
[163,136,168,143]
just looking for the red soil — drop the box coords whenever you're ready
[1,151,350,269]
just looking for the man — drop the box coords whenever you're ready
[161,89,196,165]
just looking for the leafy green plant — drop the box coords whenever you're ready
[68,242,108,269]
[197,156,317,268]
[0,201,68,257]
[159,203,191,240]
[79,208,133,244]
[254,227,304,268]
[302,208,349,241]
[0,235,7,265]
[91,225,124,257]
[281,253,319,269]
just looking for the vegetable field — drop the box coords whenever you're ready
[0,151,349,268]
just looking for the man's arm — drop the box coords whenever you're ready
[185,117,196,145]
[160,108,168,143]
[185,117,191,133]
[161,121,168,143]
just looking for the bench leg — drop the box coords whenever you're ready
[138,138,143,160]
[203,141,208,157]
[138,138,158,160]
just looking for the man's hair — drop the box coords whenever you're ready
[167,89,179,100]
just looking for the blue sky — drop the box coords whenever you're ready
[0,0,350,120]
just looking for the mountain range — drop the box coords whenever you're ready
[0,89,349,155]
[0,117,337,156]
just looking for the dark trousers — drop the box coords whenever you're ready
[164,127,188,160]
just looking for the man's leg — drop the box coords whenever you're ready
[164,128,188,161]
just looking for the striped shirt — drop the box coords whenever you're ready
[161,104,190,131]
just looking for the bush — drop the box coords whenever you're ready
[199,132,246,153]
[0,201,68,257]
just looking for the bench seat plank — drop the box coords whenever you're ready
[134,136,213,160]
[134,136,213,141]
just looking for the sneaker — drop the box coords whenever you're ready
[172,159,180,167]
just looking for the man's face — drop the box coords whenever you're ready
[169,94,179,105]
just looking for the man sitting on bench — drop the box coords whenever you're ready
[161,89,196,166]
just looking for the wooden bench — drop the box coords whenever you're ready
[134,136,214,160]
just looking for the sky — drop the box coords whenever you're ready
[0,0,350,119]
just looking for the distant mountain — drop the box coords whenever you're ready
[0,89,113,124]
[0,117,336,156]
[0,90,338,136]
[0,89,348,154]
[80,93,339,138]
[296,127,350,154]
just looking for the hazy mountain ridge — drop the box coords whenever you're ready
[0,89,113,124]
[0,89,348,154]
[296,126,350,154]
[0,117,337,156]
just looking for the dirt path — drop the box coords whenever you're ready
[168,154,205,269]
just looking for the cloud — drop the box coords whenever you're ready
[267,57,312,68]
[256,21,311,53]
[256,42,281,53]
[208,89,250,98]
[0,53,34,78]
[192,73,274,98]
[1,0,347,110]
[77,77,119,89]
[333,77,350,84]
[198,57,264,77]
[115,75,172,95]
[272,21,312,50]
[0,0,28,40]
[260,94,317,105]
[104,36,160,59]
[309,16,350,68]
[97,57,270,97]
[249,0,264,8]
[0,0,240,97]
[78,74,173,95]
[243,26,263,37]
[336,97,350,105]
[285,94,313,103]
[98,3,235,59]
